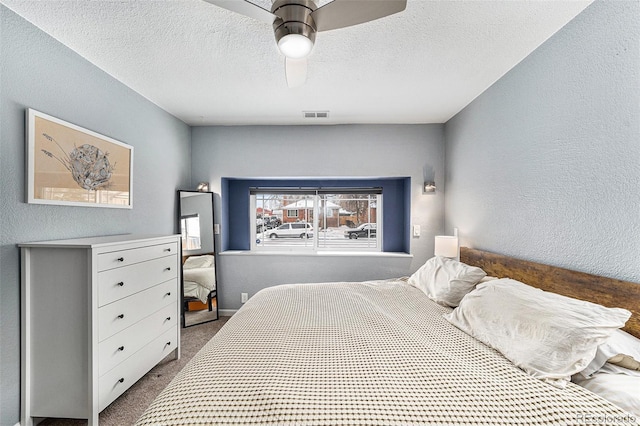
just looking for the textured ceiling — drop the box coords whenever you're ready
[1,0,592,126]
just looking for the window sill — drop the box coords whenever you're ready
[220,250,412,258]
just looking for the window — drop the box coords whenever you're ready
[251,189,381,251]
[180,214,201,250]
[222,177,409,253]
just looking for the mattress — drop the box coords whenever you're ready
[137,279,635,425]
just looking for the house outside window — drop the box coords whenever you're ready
[251,189,381,251]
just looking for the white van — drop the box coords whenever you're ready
[265,223,313,239]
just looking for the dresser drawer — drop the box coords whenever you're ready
[98,280,177,342]
[98,256,177,307]
[98,303,177,376]
[97,241,177,272]
[99,326,177,411]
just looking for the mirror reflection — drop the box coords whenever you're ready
[180,214,202,250]
[178,190,218,327]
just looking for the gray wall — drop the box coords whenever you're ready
[191,124,445,310]
[0,7,191,424]
[445,0,640,282]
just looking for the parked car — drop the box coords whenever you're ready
[265,222,313,239]
[344,223,377,239]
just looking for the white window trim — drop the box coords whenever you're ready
[251,192,382,252]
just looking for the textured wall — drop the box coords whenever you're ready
[445,0,640,282]
[0,7,191,424]
[191,124,445,310]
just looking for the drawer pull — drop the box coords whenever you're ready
[116,257,124,262]
[164,248,172,252]
[164,267,171,271]
[117,314,125,319]
[116,281,124,287]
[166,341,172,347]
[118,378,124,384]
[165,292,171,297]
[118,346,125,351]
[166,317,171,321]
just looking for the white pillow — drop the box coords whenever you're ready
[183,254,214,269]
[445,278,631,388]
[580,329,640,378]
[572,373,640,416]
[408,256,486,307]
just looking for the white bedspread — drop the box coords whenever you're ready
[182,266,215,303]
[137,279,637,425]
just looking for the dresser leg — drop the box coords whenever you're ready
[173,346,181,360]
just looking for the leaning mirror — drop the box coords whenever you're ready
[177,190,218,327]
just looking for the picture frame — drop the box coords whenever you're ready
[26,108,133,209]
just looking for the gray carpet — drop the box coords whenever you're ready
[39,316,230,426]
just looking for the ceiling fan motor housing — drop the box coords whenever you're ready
[272,0,318,50]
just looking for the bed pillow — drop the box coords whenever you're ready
[580,329,640,378]
[608,354,640,371]
[408,256,486,307]
[572,373,640,416]
[184,254,214,269]
[445,278,631,388]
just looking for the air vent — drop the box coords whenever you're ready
[303,111,330,119]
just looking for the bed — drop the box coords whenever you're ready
[137,247,640,425]
[182,254,216,309]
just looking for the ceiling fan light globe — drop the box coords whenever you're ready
[278,34,313,59]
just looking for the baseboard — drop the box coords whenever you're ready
[219,309,238,316]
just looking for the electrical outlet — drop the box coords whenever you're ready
[241,293,248,303]
[413,225,421,237]
[214,224,220,235]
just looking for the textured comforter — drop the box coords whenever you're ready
[137,279,636,425]
[183,266,216,303]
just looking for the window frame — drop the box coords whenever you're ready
[250,189,382,252]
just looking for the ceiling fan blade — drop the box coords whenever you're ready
[285,58,307,88]
[311,0,407,32]
[201,0,276,25]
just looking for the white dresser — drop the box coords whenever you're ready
[20,234,180,426]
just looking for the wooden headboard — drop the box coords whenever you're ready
[460,247,640,339]
[182,252,215,264]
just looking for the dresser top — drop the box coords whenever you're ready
[19,234,179,248]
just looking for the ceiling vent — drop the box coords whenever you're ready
[303,111,330,119]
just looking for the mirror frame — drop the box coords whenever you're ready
[177,189,219,327]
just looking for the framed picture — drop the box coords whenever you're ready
[26,108,133,208]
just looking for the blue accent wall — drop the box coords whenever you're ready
[223,177,410,252]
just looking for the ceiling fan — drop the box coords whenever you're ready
[203,0,407,87]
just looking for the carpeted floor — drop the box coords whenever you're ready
[39,316,230,426]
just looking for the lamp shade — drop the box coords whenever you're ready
[434,235,458,258]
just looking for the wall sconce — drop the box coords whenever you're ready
[423,181,436,193]
[434,228,459,261]
[196,182,209,192]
